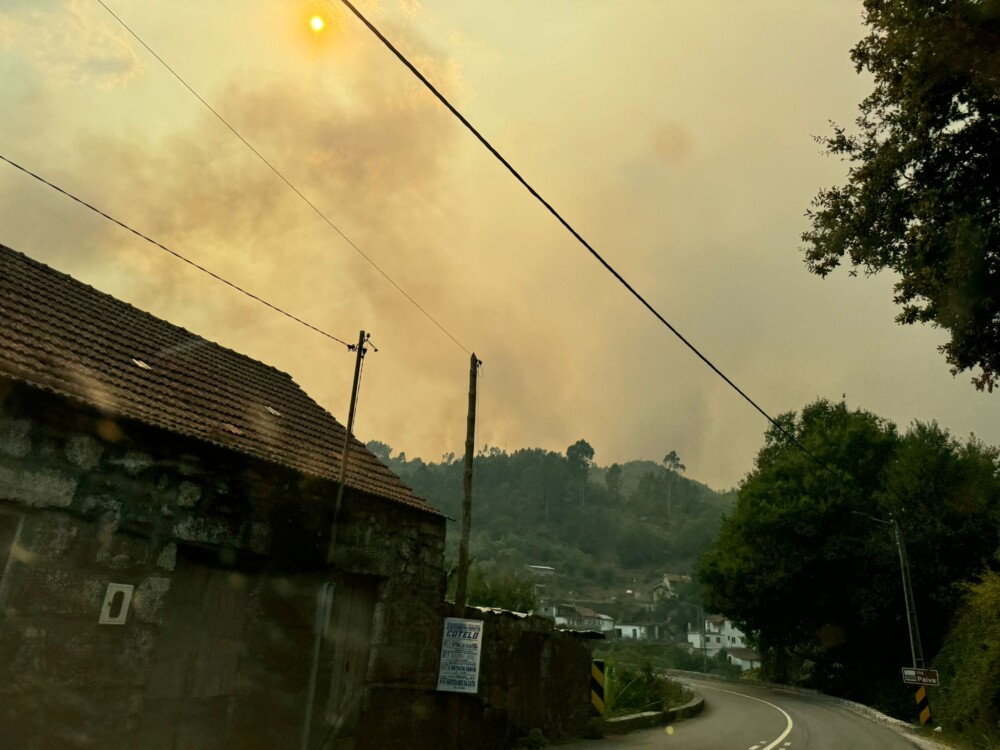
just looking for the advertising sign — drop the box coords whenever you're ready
[436,618,484,694]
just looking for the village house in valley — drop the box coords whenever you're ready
[0,244,448,748]
[688,614,760,672]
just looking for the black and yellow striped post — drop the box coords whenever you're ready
[915,686,931,726]
[591,659,606,715]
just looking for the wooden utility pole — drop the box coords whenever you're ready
[453,352,479,614]
[329,330,367,558]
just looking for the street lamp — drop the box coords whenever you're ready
[852,511,925,669]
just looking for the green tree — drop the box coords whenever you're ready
[663,450,685,473]
[567,439,595,478]
[934,568,1000,744]
[699,400,1000,713]
[803,0,1000,391]
[451,562,538,613]
[365,440,392,462]
[567,439,595,507]
[662,450,686,524]
[606,462,623,500]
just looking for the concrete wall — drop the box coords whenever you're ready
[0,382,446,749]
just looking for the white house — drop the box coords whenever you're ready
[537,603,615,633]
[688,615,748,656]
[616,624,647,640]
[726,647,761,671]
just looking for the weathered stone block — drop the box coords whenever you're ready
[0,418,31,457]
[176,481,201,508]
[96,532,153,570]
[0,465,76,508]
[65,435,102,470]
[155,543,177,571]
[121,451,153,476]
[6,566,106,619]
[132,576,171,625]
[173,515,238,548]
[76,493,120,517]
[27,513,78,558]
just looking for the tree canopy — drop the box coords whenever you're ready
[803,0,1000,391]
[369,439,735,593]
[698,400,1000,714]
[934,568,1000,741]
[663,450,686,473]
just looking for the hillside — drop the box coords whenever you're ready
[368,440,735,596]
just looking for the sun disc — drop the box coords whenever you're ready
[310,15,324,32]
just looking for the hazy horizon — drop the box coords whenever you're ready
[1,0,996,491]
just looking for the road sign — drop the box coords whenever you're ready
[902,667,940,686]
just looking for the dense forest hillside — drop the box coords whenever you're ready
[367,439,735,594]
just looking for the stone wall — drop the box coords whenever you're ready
[0,382,446,749]
[359,607,601,750]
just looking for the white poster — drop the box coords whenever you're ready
[436,617,484,693]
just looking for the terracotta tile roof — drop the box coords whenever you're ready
[0,244,440,516]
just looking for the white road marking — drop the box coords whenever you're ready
[695,684,794,750]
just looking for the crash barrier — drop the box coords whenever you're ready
[601,693,705,735]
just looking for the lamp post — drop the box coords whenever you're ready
[852,511,925,669]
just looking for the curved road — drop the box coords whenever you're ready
[561,678,930,750]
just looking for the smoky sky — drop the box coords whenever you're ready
[0,0,995,491]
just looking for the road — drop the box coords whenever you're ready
[560,678,930,750]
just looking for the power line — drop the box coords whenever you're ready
[95,0,471,357]
[0,153,355,350]
[337,0,843,479]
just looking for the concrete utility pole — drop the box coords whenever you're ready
[853,510,931,725]
[453,353,479,615]
[852,511,925,668]
[892,515,925,669]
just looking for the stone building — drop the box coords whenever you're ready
[0,244,447,749]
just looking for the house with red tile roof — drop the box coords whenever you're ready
[0,244,446,748]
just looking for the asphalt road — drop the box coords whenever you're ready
[559,678,928,750]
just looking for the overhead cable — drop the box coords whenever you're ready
[95,0,471,357]
[0,153,355,349]
[337,0,842,478]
